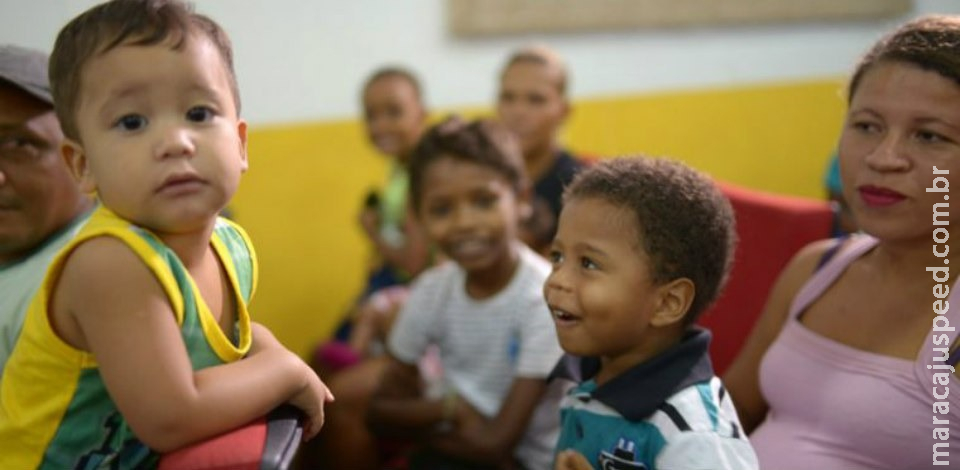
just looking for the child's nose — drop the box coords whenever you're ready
[155,125,196,159]
[545,266,571,293]
[450,205,478,231]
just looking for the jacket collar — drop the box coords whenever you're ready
[550,327,714,421]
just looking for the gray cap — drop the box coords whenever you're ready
[0,44,53,105]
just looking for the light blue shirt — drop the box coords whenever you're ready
[0,211,90,378]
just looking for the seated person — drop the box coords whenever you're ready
[0,1,330,467]
[548,157,758,470]
[496,44,586,255]
[724,15,960,470]
[314,66,430,374]
[367,117,564,470]
[0,44,93,377]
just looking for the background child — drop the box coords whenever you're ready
[302,65,431,470]
[316,66,430,372]
[0,1,330,468]
[496,44,586,255]
[367,116,563,470]
[357,67,430,296]
[546,157,757,470]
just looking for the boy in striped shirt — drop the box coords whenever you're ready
[545,157,758,470]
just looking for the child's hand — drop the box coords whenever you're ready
[359,206,379,238]
[555,450,593,470]
[289,360,335,441]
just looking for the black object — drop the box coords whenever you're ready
[261,405,304,470]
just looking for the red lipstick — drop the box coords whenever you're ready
[858,185,905,207]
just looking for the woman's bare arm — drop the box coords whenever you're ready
[722,239,835,433]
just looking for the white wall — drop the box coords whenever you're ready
[3,0,960,125]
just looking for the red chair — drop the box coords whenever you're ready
[699,183,834,376]
[158,406,303,470]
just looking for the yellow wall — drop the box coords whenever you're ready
[231,77,849,357]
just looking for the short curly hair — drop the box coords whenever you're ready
[564,157,736,324]
[848,14,960,102]
[408,116,526,212]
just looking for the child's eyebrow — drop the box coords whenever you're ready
[106,83,150,101]
[186,83,222,99]
[93,84,148,122]
[574,241,609,258]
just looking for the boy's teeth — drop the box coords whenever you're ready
[553,309,574,320]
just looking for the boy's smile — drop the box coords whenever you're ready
[545,197,672,380]
[417,156,524,292]
[64,35,247,238]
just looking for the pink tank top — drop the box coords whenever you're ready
[751,235,960,470]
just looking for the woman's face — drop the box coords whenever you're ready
[839,60,960,243]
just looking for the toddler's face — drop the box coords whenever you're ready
[65,35,247,236]
[544,197,663,361]
[363,76,425,160]
[416,156,524,275]
[839,61,960,242]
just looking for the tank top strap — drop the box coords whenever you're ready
[787,235,878,320]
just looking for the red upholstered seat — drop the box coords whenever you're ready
[158,406,302,470]
[699,182,834,376]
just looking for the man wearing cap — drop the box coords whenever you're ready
[0,45,92,376]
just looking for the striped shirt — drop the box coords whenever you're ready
[552,329,758,470]
[389,243,563,469]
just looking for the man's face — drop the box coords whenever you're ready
[0,82,85,264]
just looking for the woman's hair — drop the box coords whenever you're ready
[848,14,960,102]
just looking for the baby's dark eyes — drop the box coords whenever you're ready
[114,114,147,132]
[186,106,215,123]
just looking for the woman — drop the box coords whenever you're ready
[725,15,960,470]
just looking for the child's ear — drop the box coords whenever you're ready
[650,278,695,327]
[61,139,96,194]
[236,119,249,172]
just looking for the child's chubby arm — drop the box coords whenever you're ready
[51,237,332,452]
[427,377,548,467]
[245,321,334,439]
